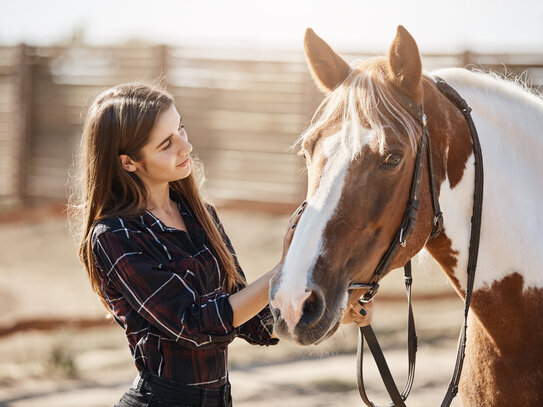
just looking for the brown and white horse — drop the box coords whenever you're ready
[269,26,543,405]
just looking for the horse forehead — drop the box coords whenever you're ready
[281,128,372,278]
[312,123,376,162]
[303,119,342,154]
[303,124,376,203]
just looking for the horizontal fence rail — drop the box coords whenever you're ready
[0,45,542,210]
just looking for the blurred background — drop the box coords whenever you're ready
[0,1,542,406]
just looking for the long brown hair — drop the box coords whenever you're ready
[69,82,245,310]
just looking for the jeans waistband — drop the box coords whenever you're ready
[134,371,230,407]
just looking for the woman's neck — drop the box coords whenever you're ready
[145,183,175,213]
[145,183,187,231]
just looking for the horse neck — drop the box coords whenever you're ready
[423,68,543,303]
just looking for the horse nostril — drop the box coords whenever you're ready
[299,287,325,328]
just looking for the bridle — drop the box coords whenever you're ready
[347,76,484,407]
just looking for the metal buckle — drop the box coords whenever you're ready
[359,282,380,303]
[430,212,444,239]
[421,113,427,127]
[348,281,380,303]
[399,228,407,247]
[358,283,379,303]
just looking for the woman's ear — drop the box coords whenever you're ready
[119,154,138,172]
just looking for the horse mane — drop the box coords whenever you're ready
[432,67,543,112]
[298,58,420,158]
[299,60,543,160]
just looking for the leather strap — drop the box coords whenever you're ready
[356,105,433,304]
[352,85,438,406]
[435,77,484,407]
[353,76,483,407]
[426,132,444,238]
[357,261,417,407]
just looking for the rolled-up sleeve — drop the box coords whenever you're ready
[92,225,236,349]
[237,306,279,346]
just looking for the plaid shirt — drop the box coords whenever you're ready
[91,192,278,388]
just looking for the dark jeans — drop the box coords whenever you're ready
[114,371,233,407]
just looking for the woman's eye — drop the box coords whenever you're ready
[382,153,402,167]
[163,139,172,150]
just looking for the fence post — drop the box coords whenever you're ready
[14,44,32,206]
[158,44,169,87]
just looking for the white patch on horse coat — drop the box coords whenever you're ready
[271,126,371,333]
[425,68,543,291]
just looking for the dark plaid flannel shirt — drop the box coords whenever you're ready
[91,192,278,388]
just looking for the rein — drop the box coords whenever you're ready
[348,77,484,407]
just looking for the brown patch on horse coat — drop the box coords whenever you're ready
[422,77,473,189]
[460,273,543,405]
[424,231,462,293]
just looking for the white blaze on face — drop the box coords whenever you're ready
[271,126,371,334]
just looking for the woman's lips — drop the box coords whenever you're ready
[177,157,190,167]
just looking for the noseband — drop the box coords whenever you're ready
[348,77,484,407]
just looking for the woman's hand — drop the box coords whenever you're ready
[281,201,307,259]
[342,300,373,327]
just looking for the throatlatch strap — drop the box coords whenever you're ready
[357,262,417,407]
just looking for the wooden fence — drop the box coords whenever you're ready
[1,44,542,210]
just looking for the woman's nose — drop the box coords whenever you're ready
[178,131,192,155]
[181,139,193,155]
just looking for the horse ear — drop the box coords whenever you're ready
[387,25,423,101]
[304,28,351,93]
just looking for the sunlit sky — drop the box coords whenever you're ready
[1,0,543,53]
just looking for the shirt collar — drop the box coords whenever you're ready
[138,190,206,247]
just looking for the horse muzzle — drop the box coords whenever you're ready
[269,282,342,345]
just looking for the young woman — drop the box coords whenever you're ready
[71,82,372,407]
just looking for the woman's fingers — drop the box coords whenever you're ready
[342,300,374,327]
[282,201,307,258]
[288,200,307,225]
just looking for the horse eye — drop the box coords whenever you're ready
[382,153,402,167]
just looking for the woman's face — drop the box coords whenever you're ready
[132,103,193,187]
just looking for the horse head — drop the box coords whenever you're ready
[269,26,445,345]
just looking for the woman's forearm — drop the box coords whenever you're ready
[228,269,275,328]
[227,201,307,328]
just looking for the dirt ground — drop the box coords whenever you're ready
[0,209,464,406]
